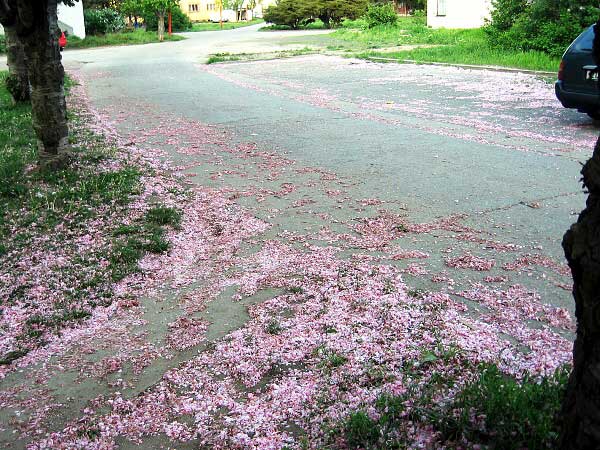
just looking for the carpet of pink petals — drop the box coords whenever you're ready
[0,62,578,450]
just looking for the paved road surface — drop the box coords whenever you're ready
[0,25,597,448]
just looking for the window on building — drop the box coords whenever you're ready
[436,0,446,16]
[189,4,199,12]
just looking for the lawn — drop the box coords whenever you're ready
[0,71,181,365]
[191,18,263,32]
[329,16,561,72]
[67,29,184,50]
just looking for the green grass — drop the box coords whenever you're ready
[260,19,329,31]
[340,364,569,449]
[206,47,318,64]
[67,29,184,50]
[329,16,561,72]
[0,70,182,363]
[191,18,263,32]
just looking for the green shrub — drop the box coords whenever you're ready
[143,6,192,32]
[84,8,125,35]
[264,0,367,29]
[311,0,368,28]
[364,3,398,28]
[486,0,599,56]
[264,0,313,29]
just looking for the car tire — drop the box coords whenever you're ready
[587,110,600,120]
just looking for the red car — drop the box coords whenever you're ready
[59,31,67,50]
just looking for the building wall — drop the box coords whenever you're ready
[427,0,492,29]
[180,0,214,22]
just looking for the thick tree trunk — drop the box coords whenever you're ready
[559,136,600,449]
[4,25,30,103]
[157,12,165,41]
[559,19,600,449]
[18,0,69,169]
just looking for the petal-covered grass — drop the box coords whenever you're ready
[0,71,182,367]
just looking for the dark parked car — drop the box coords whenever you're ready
[555,25,600,119]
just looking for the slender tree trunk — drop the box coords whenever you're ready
[559,18,600,450]
[157,12,165,41]
[4,25,30,103]
[18,0,69,169]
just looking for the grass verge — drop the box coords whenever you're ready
[329,17,561,72]
[67,30,184,50]
[191,19,263,32]
[340,363,569,449]
[206,47,318,64]
[0,71,182,364]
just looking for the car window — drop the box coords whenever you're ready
[575,26,594,51]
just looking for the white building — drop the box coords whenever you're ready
[427,0,492,29]
[0,2,85,38]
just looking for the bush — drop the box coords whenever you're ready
[311,0,368,29]
[486,0,599,56]
[143,6,192,32]
[264,0,367,29]
[264,0,313,29]
[364,3,398,28]
[84,8,125,35]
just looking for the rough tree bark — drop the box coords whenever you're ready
[4,25,30,103]
[559,19,600,450]
[16,0,69,169]
[157,12,165,41]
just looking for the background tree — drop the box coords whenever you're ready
[307,0,368,28]
[263,0,313,29]
[0,0,70,169]
[559,18,600,450]
[141,0,178,40]
[0,19,29,103]
[119,0,143,27]
[223,0,245,21]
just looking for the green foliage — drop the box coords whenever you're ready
[141,0,179,17]
[438,364,569,450]
[264,0,313,29]
[344,412,380,448]
[339,364,569,449]
[264,0,367,29]
[310,0,368,28]
[486,0,599,56]
[146,205,181,227]
[364,3,398,28]
[84,8,125,35]
[143,3,191,31]
[119,0,144,18]
[67,30,184,49]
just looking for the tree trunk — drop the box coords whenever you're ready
[18,0,69,169]
[157,12,165,41]
[4,25,30,103]
[559,19,600,449]
[559,135,600,449]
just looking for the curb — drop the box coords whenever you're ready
[363,56,556,76]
